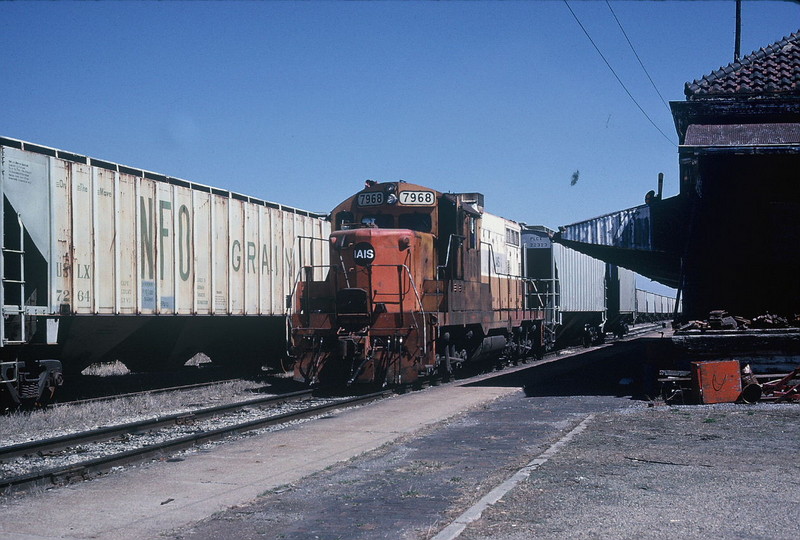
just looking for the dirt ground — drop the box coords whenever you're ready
[461,402,800,540]
[169,389,800,540]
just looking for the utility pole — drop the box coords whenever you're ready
[734,0,742,62]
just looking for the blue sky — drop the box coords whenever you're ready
[2,1,799,293]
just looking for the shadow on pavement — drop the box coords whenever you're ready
[462,339,670,400]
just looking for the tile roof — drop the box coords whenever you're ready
[685,30,800,99]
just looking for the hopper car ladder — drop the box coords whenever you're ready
[527,278,559,348]
[2,212,28,346]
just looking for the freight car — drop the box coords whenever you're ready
[0,137,329,408]
[608,266,677,333]
[289,181,546,387]
[521,226,678,347]
[633,288,678,323]
[521,225,607,347]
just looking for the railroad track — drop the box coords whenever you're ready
[0,388,392,494]
[55,377,260,408]
[0,323,666,495]
[57,323,664,406]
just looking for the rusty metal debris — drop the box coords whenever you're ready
[676,310,800,332]
[760,367,800,402]
[739,364,762,404]
[658,362,800,405]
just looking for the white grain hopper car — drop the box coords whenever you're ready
[521,225,607,346]
[521,225,678,346]
[0,137,329,406]
[635,289,678,322]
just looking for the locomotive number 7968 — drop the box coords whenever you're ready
[399,191,435,206]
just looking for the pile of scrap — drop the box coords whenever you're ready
[676,310,800,332]
[760,367,800,402]
[658,360,800,404]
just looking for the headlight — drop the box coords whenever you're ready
[386,194,398,205]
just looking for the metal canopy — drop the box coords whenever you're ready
[554,200,684,289]
[683,123,800,148]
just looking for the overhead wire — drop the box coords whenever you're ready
[563,0,677,147]
[605,0,672,113]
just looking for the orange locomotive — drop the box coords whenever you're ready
[290,180,545,387]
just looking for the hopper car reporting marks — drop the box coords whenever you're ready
[289,180,549,387]
[0,137,329,409]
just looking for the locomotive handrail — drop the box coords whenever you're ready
[287,262,428,356]
[480,240,528,281]
[287,263,339,313]
[481,240,559,319]
[481,240,546,315]
[475,238,560,320]
[286,264,332,343]
[295,235,333,284]
[437,234,465,280]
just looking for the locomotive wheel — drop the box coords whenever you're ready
[438,355,452,382]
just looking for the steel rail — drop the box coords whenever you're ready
[0,389,392,494]
[0,389,316,461]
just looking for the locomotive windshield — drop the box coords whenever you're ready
[398,212,432,232]
[360,215,394,228]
